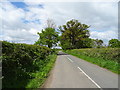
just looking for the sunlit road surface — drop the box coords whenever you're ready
[43,51,118,89]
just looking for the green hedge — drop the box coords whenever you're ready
[66,48,120,62]
[65,48,120,73]
[2,41,55,88]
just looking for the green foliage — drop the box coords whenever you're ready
[76,38,93,48]
[64,48,120,73]
[95,39,104,48]
[59,37,72,50]
[108,39,120,48]
[59,19,90,50]
[26,54,57,88]
[2,41,56,88]
[35,28,59,48]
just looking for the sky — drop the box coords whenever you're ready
[0,0,119,45]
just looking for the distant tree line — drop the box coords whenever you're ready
[108,39,120,48]
[35,19,120,49]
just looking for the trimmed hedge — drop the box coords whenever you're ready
[64,48,120,73]
[65,48,120,62]
[2,41,54,88]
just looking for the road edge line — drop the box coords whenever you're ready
[77,67,102,89]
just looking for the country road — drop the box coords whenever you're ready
[43,51,118,89]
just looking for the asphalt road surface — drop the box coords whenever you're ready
[43,51,118,89]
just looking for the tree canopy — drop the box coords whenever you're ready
[36,28,59,48]
[108,39,120,48]
[35,19,59,48]
[34,19,120,49]
[59,19,90,50]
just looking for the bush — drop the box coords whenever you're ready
[2,41,53,88]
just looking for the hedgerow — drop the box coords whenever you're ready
[2,41,56,88]
[64,48,120,73]
[66,48,120,62]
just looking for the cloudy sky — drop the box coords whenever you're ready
[0,0,118,45]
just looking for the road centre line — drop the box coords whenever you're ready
[67,57,73,62]
[77,67,102,89]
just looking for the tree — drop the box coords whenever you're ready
[35,19,59,48]
[91,39,104,48]
[81,38,93,48]
[59,19,90,49]
[59,36,72,50]
[72,38,93,48]
[108,39,120,48]
[95,39,103,48]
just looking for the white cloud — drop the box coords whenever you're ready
[41,2,118,45]
[0,1,43,44]
[0,1,118,45]
[7,0,119,2]
[90,30,118,44]
[29,28,38,35]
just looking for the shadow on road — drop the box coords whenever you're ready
[57,51,68,55]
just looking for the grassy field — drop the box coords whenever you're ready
[64,48,120,74]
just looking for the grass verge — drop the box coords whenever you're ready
[64,50,119,74]
[26,54,57,88]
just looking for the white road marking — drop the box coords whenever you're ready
[67,57,73,62]
[77,67,102,89]
[67,56,102,89]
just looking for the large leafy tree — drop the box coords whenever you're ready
[59,19,90,49]
[108,39,120,48]
[81,38,94,48]
[35,19,59,48]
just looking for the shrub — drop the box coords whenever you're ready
[2,41,53,88]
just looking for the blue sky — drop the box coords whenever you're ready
[0,0,118,45]
[11,2,28,9]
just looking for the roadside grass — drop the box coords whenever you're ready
[26,54,57,88]
[64,49,119,74]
